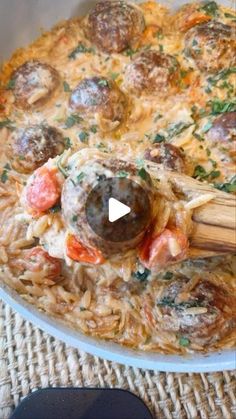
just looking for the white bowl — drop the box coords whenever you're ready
[0,0,235,372]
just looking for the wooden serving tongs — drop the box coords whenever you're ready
[144,161,236,259]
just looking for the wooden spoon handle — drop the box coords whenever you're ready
[144,160,236,256]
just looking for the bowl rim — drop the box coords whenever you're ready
[1,282,235,372]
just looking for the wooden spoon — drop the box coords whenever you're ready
[144,160,236,258]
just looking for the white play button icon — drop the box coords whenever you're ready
[108,198,131,223]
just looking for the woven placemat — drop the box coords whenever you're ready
[0,299,235,419]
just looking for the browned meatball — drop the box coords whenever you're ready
[144,143,185,172]
[7,125,65,173]
[61,158,152,257]
[184,21,236,72]
[85,1,145,53]
[69,77,126,131]
[207,112,236,159]
[124,50,180,96]
[156,278,236,346]
[11,60,60,109]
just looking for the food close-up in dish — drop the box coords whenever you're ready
[0,0,235,355]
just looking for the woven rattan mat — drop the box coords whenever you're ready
[0,300,235,419]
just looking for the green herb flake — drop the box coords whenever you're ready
[124,48,137,57]
[90,125,97,134]
[65,114,83,128]
[50,204,61,213]
[159,44,164,52]
[179,337,190,347]
[193,132,205,142]
[162,271,173,280]
[63,81,71,92]
[79,131,89,143]
[200,1,219,16]
[202,121,212,133]
[208,67,236,85]
[155,30,164,40]
[68,43,94,59]
[209,98,236,115]
[138,167,148,181]
[209,170,221,179]
[4,163,11,170]
[193,165,207,179]
[214,178,236,193]
[167,122,193,138]
[72,215,78,222]
[57,155,68,178]
[153,133,165,143]
[64,137,72,149]
[98,79,109,87]
[0,119,14,129]
[117,170,128,178]
[77,172,85,183]
[133,267,151,282]
[224,12,236,19]
[0,169,8,183]
[6,79,15,90]
[109,72,119,80]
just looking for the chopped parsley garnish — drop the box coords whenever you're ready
[0,169,8,183]
[179,337,190,347]
[96,142,108,152]
[124,48,137,57]
[209,98,236,115]
[79,131,89,143]
[90,125,97,134]
[109,72,119,80]
[193,165,208,179]
[214,177,236,193]
[56,155,68,178]
[202,121,212,133]
[167,122,193,138]
[68,43,94,59]
[72,215,78,222]
[65,114,83,128]
[193,165,220,180]
[117,170,128,178]
[6,79,15,90]
[224,12,236,20]
[63,81,71,92]
[193,132,205,142]
[180,69,188,78]
[155,30,164,40]
[138,167,148,181]
[64,137,72,149]
[98,79,109,87]
[159,44,164,52]
[153,133,165,143]
[207,67,236,85]
[50,204,61,213]
[0,163,11,183]
[162,271,173,280]
[0,119,14,129]
[77,172,85,183]
[157,297,203,310]
[136,158,145,169]
[132,267,151,282]
[200,1,218,16]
